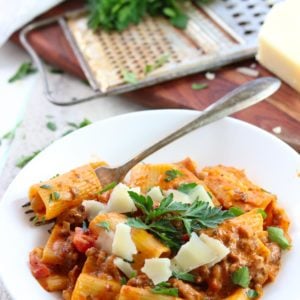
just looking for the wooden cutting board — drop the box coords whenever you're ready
[12,0,300,152]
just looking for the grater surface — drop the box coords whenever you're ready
[63,0,281,94]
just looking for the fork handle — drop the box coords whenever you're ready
[120,77,280,173]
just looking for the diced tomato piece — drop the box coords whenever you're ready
[73,227,95,253]
[29,249,51,279]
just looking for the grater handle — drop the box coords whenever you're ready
[120,77,281,172]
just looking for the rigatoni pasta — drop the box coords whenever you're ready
[27,158,291,299]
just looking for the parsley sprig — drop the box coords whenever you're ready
[126,191,233,250]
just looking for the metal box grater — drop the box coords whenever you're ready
[21,0,281,105]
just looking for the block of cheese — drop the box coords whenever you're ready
[257,0,300,93]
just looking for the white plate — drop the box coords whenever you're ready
[0,109,299,300]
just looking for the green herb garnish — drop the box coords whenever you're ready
[126,192,233,250]
[16,150,41,168]
[53,191,60,200]
[229,206,245,217]
[247,289,259,298]
[144,54,170,74]
[46,121,57,132]
[257,208,267,219]
[120,277,127,285]
[96,221,110,232]
[122,70,138,84]
[98,182,117,194]
[177,182,197,194]
[191,83,208,91]
[87,0,194,32]
[40,184,52,190]
[8,62,37,83]
[232,266,250,288]
[49,67,64,74]
[151,282,179,297]
[63,119,92,136]
[164,169,183,182]
[172,271,195,283]
[267,226,290,249]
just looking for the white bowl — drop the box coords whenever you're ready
[0,109,299,300]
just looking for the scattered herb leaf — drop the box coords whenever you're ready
[120,277,127,285]
[144,54,170,74]
[257,208,267,220]
[229,206,245,217]
[164,169,183,182]
[49,67,64,74]
[96,221,110,232]
[40,184,52,190]
[267,226,290,249]
[232,266,250,288]
[8,62,37,83]
[16,150,41,168]
[177,182,197,194]
[191,83,208,90]
[122,70,138,84]
[172,271,195,283]
[151,282,179,297]
[98,182,117,194]
[46,121,57,132]
[247,289,259,298]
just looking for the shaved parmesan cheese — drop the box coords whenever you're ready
[95,230,115,254]
[112,223,137,261]
[200,234,230,267]
[165,189,191,204]
[114,257,136,278]
[147,186,164,202]
[173,232,217,272]
[82,200,107,221]
[189,185,214,207]
[107,183,140,213]
[141,258,172,285]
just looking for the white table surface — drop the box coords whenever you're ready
[0,41,146,299]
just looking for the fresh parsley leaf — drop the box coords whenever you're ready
[152,282,179,297]
[122,70,138,84]
[267,226,290,249]
[52,191,60,201]
[145,54,170,75]
[126,218,149,230]
[247,289,259,298]
[98,182,117,194]
[46,121,57,132]
[229,206,245,217]
[130,271,137,278]
[191,83,208,90]
[96,221,110,232]
[40,184,52,190]
[177,182,197,194]
[16,150,41,168]
[257,208,267,220]
[49,67,64,74]
[164,169,183,182]
[172,271,195,283]
[8,62,37,83]
[120,277,127,285]
[231,266,250,288]
[128,191,153,215]
[63,119,92,136]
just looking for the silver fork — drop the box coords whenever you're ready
[95,77,281,186]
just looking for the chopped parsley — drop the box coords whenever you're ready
[172,271,195,283]
[16,150,41,168]
[267,226,290,249]
[151,282,179,297]
[98,182,117,194]
[120,277,127,285]
[191,83,208,91]
[247,289,259,298]
[257,208,267,219]
[177,182,197,194]
[40,184,52,190]
[122,70,138,84]
[144,54,170,75]
[8,62,37,83]
[229,206,245,217]
[164,169,183,182]
[49,67,64,74]
[96,221,110,232]
[231,266,250,288]
[46,121,57,132]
